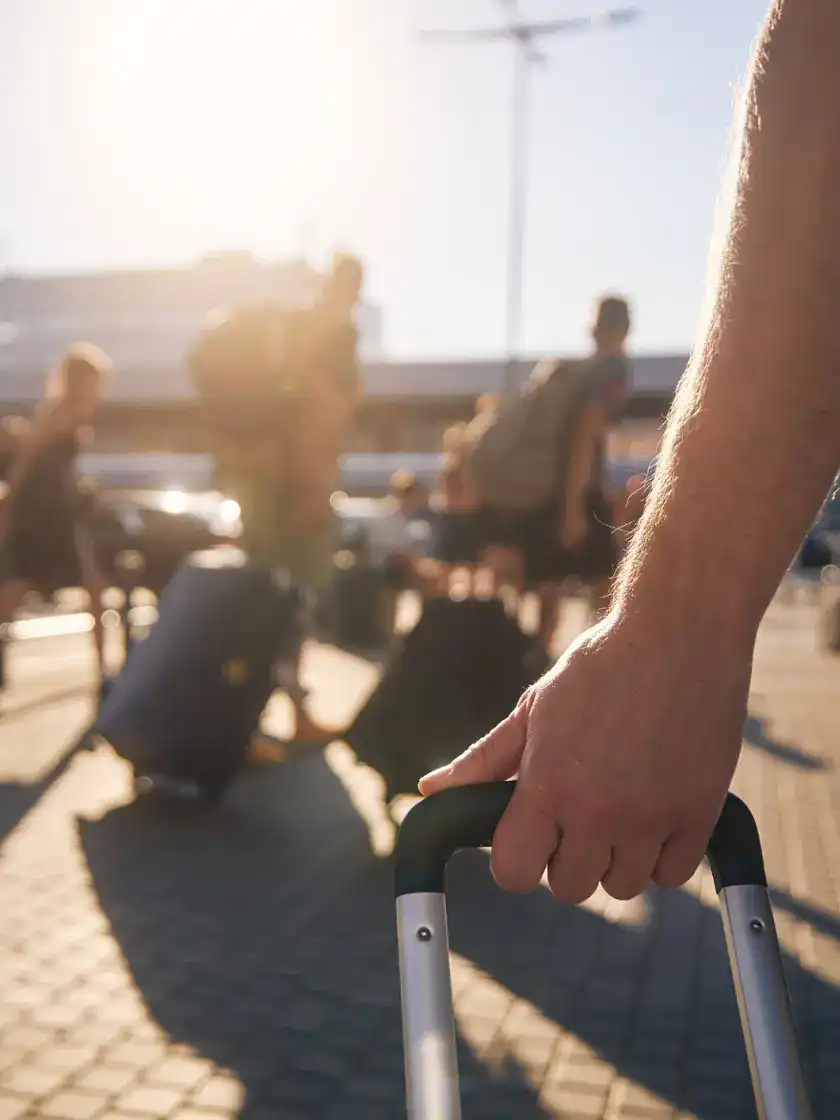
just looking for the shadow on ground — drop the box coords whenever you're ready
[0,728,92,844]
[743,714,830,772]
[78,754,840,1120]
[78,756,549,1119]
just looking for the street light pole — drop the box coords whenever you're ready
[422,4,640,395]
[505,29,530,395]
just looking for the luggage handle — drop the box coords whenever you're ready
[395,783,812,1120]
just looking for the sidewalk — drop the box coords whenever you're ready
[0,592,838,1119]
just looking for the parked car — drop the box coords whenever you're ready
[87,493,233,595]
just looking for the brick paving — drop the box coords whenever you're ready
[0,591,838,1118]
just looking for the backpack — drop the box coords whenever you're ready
[344,596,543,802]
[464,358,594,511]
[188,304,306,438]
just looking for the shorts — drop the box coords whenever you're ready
[434,510,481,565]
[476,492,618,588]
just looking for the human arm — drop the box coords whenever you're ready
[420,0,840,903]
[559,400,608,549]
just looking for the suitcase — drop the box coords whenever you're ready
[95,548,301,800]
[345,598,543,803]
[321,560,395,652]
[395,783,812,1120]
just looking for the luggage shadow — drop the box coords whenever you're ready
[77,753,549,1118]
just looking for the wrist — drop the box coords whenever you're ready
[611,539,763,659]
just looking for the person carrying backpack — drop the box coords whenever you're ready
[465,296,632,646]
[190,253,364,746]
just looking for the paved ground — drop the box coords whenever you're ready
[0,587,839,1119]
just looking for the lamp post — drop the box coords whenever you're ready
[422,4,640,393]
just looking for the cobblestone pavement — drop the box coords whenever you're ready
[0,591,839,1119]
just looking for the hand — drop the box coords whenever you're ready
[419,614,752,903]
[559,501,589,552]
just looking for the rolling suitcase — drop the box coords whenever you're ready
[321,559,395,652]
[395,783,812,1120]
[345,598,542,803]
[96,548,301,800]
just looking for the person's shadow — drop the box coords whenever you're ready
[78,751,840,1120]
[77,754,551,1119]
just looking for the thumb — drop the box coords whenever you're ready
[418,701,529,796]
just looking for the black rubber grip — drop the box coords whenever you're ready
[706,791,767,892]
[394,783,516,897]
[394,783,766,897]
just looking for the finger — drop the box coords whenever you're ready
[491,784,560,894]
[418,703,528,796]
[547,829,612,905]
[652,827,710,890]
[600,838,665,901]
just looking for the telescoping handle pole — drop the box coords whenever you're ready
[394,783,812,1120]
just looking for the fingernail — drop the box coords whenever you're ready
[419,765,448,787]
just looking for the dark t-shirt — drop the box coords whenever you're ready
[5,432,84,590]
[11,433,80,534]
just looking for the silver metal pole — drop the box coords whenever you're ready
[718,885,812,1120]
[397,892,461,1120]
[503,36,530,396]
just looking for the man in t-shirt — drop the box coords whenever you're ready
[203,253,364,746]
[541,296,631,637]
[481,296,631,648]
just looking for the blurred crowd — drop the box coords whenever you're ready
[0,253,652,732]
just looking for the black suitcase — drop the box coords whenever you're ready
[344,597,543,802]
[321,560,395,651]
[96,548,300,800]
[396,784,812,1119]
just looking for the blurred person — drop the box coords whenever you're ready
[421,0,840,905]
[368,471,439,597]
[534,295,632,645]
[553,295,631,591]
[0,345,112,682]
[473,297,631,646]
[195,252,364,747]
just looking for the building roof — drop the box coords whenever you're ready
[0,262,686,403]
[0,344,687,405]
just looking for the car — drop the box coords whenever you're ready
[88,498,229,595]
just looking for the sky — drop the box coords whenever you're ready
[0,0,770,359]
